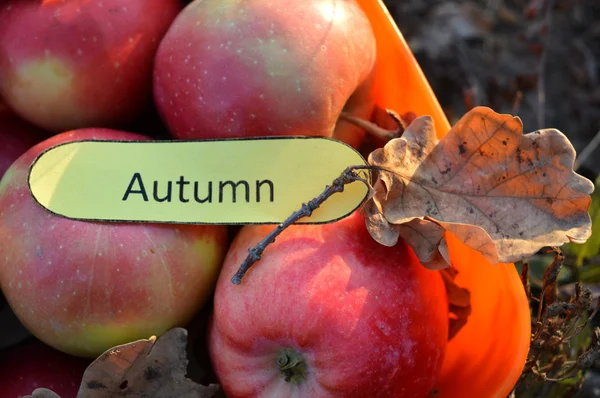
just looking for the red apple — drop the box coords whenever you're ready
[0,340,90,398]
[0,105,49,352]
[0,0,183,133]
[208,211,449,397]
[0,128,229,358]
[0,105,49,179]
[153,0,377,148]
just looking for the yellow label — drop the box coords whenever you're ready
[28,138,370,224]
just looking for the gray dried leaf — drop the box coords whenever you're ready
[366,106,594,269]
[24,388,61,398]
[77,328,220,398]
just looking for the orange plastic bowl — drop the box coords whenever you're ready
[356,1,531,397]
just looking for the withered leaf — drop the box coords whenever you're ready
[366,106,594,269]
[440,267,472,340]
[77,328,220,398]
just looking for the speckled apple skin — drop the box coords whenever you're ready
[0,129,229,358]
[0,0,182,133]
[153,0,377,147]
[209,211,449,397]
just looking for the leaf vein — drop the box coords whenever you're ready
[437,120,509,189]
[484,159,551,195]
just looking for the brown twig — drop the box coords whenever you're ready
[535,247,563,323]
[339,110,406,141]
[513,247,600,395]
[230,165,377,285]
[573,38,597,86]
[511,91,523,115]
[536,0,556,129]
[564,297,600,341]
[574,128,600,171]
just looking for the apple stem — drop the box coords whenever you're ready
[339,111,405,141]
[277,348,308,383]
[230,165,376,285]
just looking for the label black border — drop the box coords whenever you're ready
[27,135,371,226]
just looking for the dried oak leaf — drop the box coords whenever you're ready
[24,389,61,398]
[366,106,594,269]
[77,328,220,398]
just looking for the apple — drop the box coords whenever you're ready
[0,104,47,352]
[0,128,229,358]
[0,0,183,133]
[153,0,377,148]
[208,210,449,397]
[0,105,49,179]
[0,115,46,178]
[0,340,90,398]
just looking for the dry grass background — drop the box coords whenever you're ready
[382,1,600,396]
[383,0,600,175]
